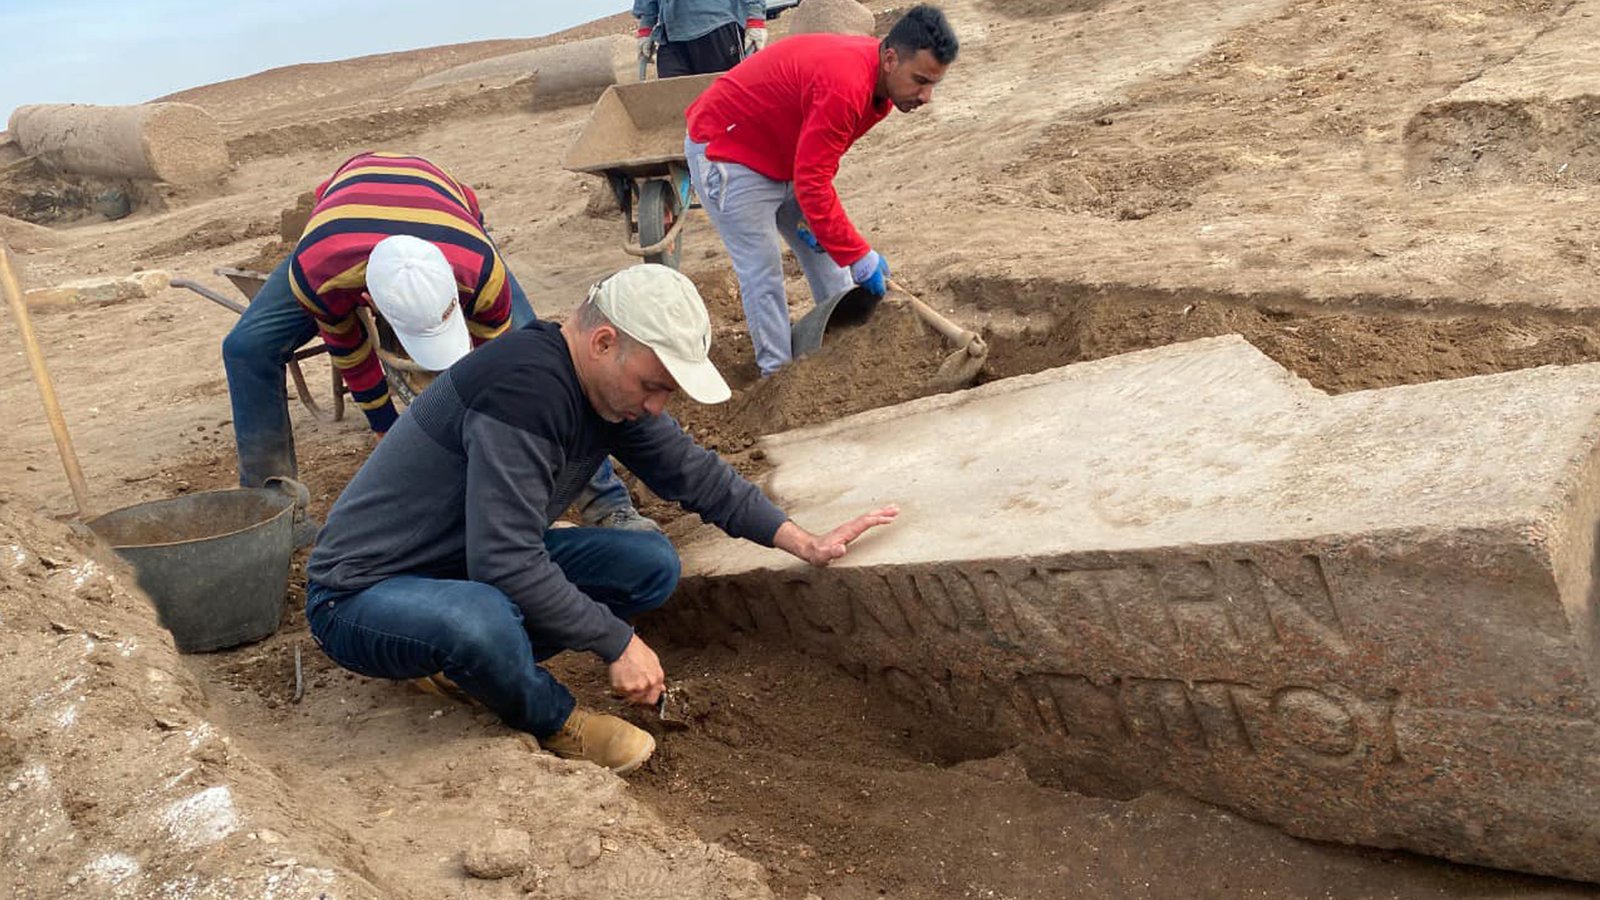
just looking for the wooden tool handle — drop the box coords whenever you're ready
[888,277,986,352]
[0,242,93,519]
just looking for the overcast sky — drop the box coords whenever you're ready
[0,0,629,124]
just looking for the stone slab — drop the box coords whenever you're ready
[666,335,1600,881]
[24,270,169,308]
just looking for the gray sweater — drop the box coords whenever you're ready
[306,321,788,661]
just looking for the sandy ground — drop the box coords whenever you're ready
[6,0,1600,896]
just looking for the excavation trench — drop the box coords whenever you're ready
[171,272,1600,899]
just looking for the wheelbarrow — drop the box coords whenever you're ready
[172,266,436,415]
[564,73,720,270]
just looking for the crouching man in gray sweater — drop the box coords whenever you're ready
[305,264,897,774]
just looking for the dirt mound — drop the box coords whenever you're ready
[988,0,1110,17]
[0,213,64,251]
[226,76,540,165]
[0,500,382,898]
[676,266,953,440]
[0,490,780,899]
[632,266,957,529]
[1402,0,1600,185]
[1404,98,1600,185]
[231,240,293,274]
[1011,119,1235,219]
[947,275,1600,393]
[714,303,948,436]
[135,216,274,262]
[160,14,632,132]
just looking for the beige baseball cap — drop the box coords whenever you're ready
[366,234,468,372]
[590,264,731,404]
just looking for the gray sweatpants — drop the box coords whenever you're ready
[685,137,856,375]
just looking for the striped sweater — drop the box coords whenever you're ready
[288,152,514,432]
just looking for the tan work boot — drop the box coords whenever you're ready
[540,707,656,775]
[411,672,474,704]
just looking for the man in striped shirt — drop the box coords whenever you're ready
[221,152,650,540]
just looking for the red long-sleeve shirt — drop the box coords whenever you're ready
[686,34,891,267]
[287,152,513,433]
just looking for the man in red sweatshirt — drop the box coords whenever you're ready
[683,5,959,375]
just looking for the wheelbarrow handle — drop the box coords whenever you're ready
[171,277,248,316]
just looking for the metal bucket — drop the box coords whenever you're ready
[87,478,309,653]
[790,285,883,359]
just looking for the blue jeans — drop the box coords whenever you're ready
[685,137,856,375]
[306,528,680,737]
[220,257,631,517]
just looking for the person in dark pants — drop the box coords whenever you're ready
[220,151,655,545]
[305,264,898,774]
[635,0,768,78]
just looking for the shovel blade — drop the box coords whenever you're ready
[790,285,883,359]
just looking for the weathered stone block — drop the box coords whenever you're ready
[24,270,170,308]
[667,335,1600,881]
[463,827,531,879]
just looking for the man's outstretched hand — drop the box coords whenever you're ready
[774,505,900,567]
[609,634,664,705]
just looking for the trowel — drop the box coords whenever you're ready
[655,687,691,731]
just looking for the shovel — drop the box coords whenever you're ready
[787,276,988,390]
[888,279,989,390]
[790,283,883,359]
[1,242,93,519]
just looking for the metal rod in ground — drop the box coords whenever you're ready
[0,242,94,519]
[292,644,305,704]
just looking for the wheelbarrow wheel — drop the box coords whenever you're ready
[637,178,683,270]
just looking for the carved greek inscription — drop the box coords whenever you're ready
[1049,567,1128,643]
[1158,561,1239,652]
[873,666,1034,734]
[775,575,849,637]
[906,571,966,632]
[1018,673,1130,744]
[775,568,1006,643]
[754,554,1346,660]
[706,579,759,635]
[1244,555,1347,651]
[896,667,1401,770]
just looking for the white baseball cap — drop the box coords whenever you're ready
[365,234,468,372]
[590,264,731,404]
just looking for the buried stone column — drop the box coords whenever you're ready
[664,335,1600,882]
[8,102,229,184]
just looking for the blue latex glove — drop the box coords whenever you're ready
[849,250,891,296]
[795,222,824,254]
